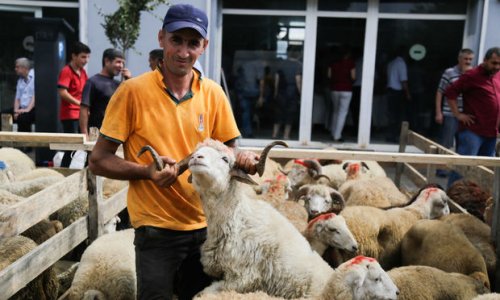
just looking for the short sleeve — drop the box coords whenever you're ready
[81,79,93,107]
[57,66,71,89]
[99,82,134,143]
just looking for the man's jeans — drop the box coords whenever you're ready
[134,226,211,300]
[447,129,497,187]
[440,115,458,149]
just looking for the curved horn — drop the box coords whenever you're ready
[256,141,289,177]
[176,153,192,176]
[137,145,164,171]
[296,185,311,200]
[303,159,322,177]
[361,161,370,170]
[313,174,331,183]
[342,162,349,170]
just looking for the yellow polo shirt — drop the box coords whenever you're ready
[100,69,240,230]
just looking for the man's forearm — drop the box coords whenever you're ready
[59,89,81,106]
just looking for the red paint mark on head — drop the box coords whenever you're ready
[347,255,376,267]
[276,174,287,181]
[307,212,336,230]
[346,163,360,178]
[422,187,438,202]
[294,159,307,167]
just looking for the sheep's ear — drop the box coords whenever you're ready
[344,265,367,288]
[230,168,258,185]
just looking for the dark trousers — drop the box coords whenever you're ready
[16,109,36,132]
[134,226,212,300]
[0,107,34,132]
[386,88,406,142]
[60,119,80,168]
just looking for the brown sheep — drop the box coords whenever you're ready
[388,265,489,300]
[440,213,496,289]
[447,179,491,221]
[401,219,490,289]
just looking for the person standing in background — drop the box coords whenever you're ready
[328,45,355,142]
[386,46,411,142]
[445,47,500,187]
[57,41,91,167]
[13,57,36,134]
[272,45,302,140]
[148,49,164,71]
[434,48,474,176]
[79,48,131,138]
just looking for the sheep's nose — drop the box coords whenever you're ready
[194,154,205,159]
[396,290,400,295]
[351,245,358,252]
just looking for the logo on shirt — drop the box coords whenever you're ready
[198,114,204,132]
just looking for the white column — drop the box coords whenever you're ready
[79,0,88,45]
[357,0,379,148]
[298,0,318,145]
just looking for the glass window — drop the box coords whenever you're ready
[223,0,306,10]
[371,19,465,144]
[379,0,467,14]
[312,18,366,143]
[222,15,305,139]
[318,0,368,12]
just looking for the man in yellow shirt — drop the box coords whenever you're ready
[89,4,258,299]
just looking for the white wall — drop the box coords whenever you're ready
[86,0,208,78]
[484,0,500,55]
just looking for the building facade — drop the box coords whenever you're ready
[1,0,499,149]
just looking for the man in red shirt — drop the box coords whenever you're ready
[57,41,91,167]
[445,46,500,186]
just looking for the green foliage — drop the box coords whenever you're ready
[99,0,168,54]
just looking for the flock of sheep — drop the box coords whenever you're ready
[0,140,499,300]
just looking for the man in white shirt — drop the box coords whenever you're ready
[386,47,411,142]
[13,57,35,133]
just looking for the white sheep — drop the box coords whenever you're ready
[0,147,35,179]
[66,229,135,300]
[338,186,451,269]
[401,218,490,289]
[195,256,399,300]
[339,162,408,208]
[303,212,358,256]
[388,265,489,300]
[0,175,63,197]
[283,159,346,190]
[473,294,500,300]
[319,255,399,300]
[186,139,334,298]
[296,183,345,219]
[16,167,65,181]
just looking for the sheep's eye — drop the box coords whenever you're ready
[328,228,338,233]
[375,277,381,282]
[333,200,340,204]
[221,156,229,163]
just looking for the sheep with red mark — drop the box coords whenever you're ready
[339,162,408,208]
[296,183,345,220]
[388,265,489,299]
[195,256,399,300]
[304,212,358,256]
[282,159,346,191]
[338,186,450,269]
[401,218,490,289]
[319,255,399,300]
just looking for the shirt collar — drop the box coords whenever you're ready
[154,67,202,104]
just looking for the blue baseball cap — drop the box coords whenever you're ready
[163,4,208,38]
